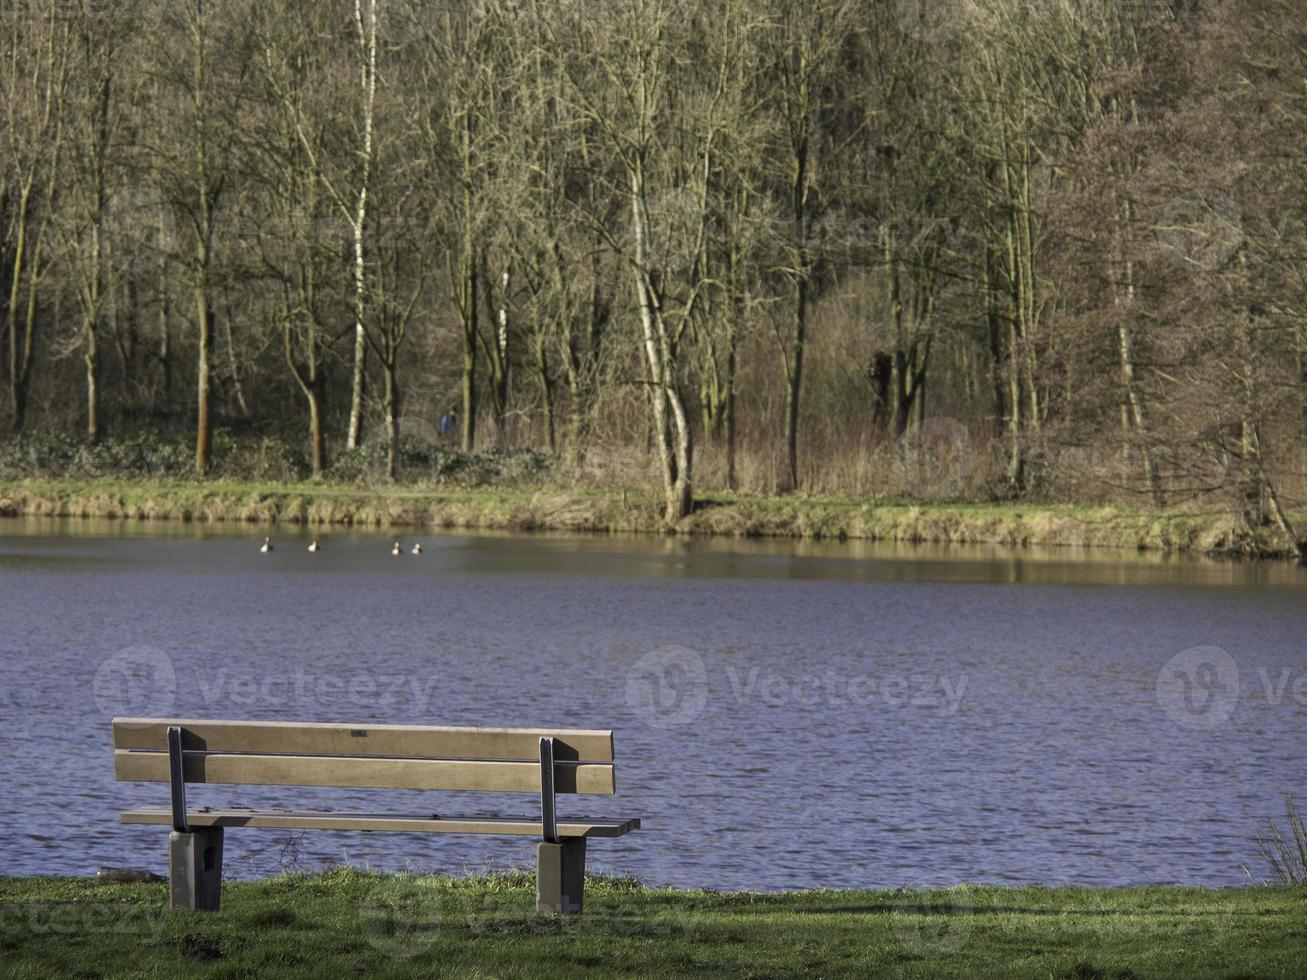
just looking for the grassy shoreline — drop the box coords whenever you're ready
[0,476,1295,557]
[0,476,1291,556]
[0,872,1303,978]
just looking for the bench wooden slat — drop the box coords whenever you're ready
[112,718,613,763]
[114,750,616,795]
[119,807,640,838]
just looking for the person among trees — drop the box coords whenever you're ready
[439,409,459,439]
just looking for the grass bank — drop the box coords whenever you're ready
[0,871,1303,978]
[0,476,1293,556]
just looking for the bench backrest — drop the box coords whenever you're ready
[112,718,617,795]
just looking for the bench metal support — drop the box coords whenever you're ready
[537,736,585,912]
[169,827,223,911]
[166,725,189,833]
[536,837,585,914]
[166,724,223,911]
[539,736,557,843]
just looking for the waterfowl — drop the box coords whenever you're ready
[307,540,320,552]
[411,543,423,555]
[260,537,273,553]
[392,541,402,556]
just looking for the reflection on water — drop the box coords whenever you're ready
[7,515,1306,588]
[1,516,1304,889]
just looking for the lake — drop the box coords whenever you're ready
[1,516,1304,890]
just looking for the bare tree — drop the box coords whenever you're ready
[59,0,143,443]
[343,0,379,451]
[251,0,346,475]
[761,0,857,491]
[1,2,69,432]
[549,0,723,520]
[150,0,247,474]
[412,0,511,454]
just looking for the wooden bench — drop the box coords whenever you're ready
[111,717,640,914]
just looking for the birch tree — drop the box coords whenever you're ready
[344,0,379,451]
[1,2,69,432]
[550,0,741,520]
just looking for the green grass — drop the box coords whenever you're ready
[0,872,1304,978]
[1,475,1288,555]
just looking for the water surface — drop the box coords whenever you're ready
[1,516,1304,889]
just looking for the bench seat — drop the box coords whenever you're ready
[112,716,639,915]
[121,806,640,838]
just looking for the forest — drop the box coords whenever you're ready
[2,0,1306,537]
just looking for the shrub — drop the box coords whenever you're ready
[0,431,193,480]
[0,430,553,488]
[1253,794,1307,885]
[327,442,553,488]
[211,430,310,482]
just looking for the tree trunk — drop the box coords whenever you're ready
[1116,318,1161,505]
[158,236,172,409]
[285,309,325,478]
[14,224,43,433]
[222,309,248,418]
[724,315,738,492]
[383,361,398,482]
[782,279,806,492]
[492,265,511,445]
[308,386,324,476]
[561,246,606,466]
[1110,193,1162,506]
[85,327,99,443]
[195,290,212,475]
[1007,314,1024,490]
[984,246,1006,440]
[630,163,691,523]
[458,249,478,454]
[476,260,511,446]
[6,182,35,432]
[534,325,556,453]
[541,380,556,453]
[345,289,365,451]
[668,394,692,519]
[345,0,378,452]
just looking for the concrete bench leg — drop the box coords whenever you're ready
[536,838,585,915]
[169,828,224,911]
